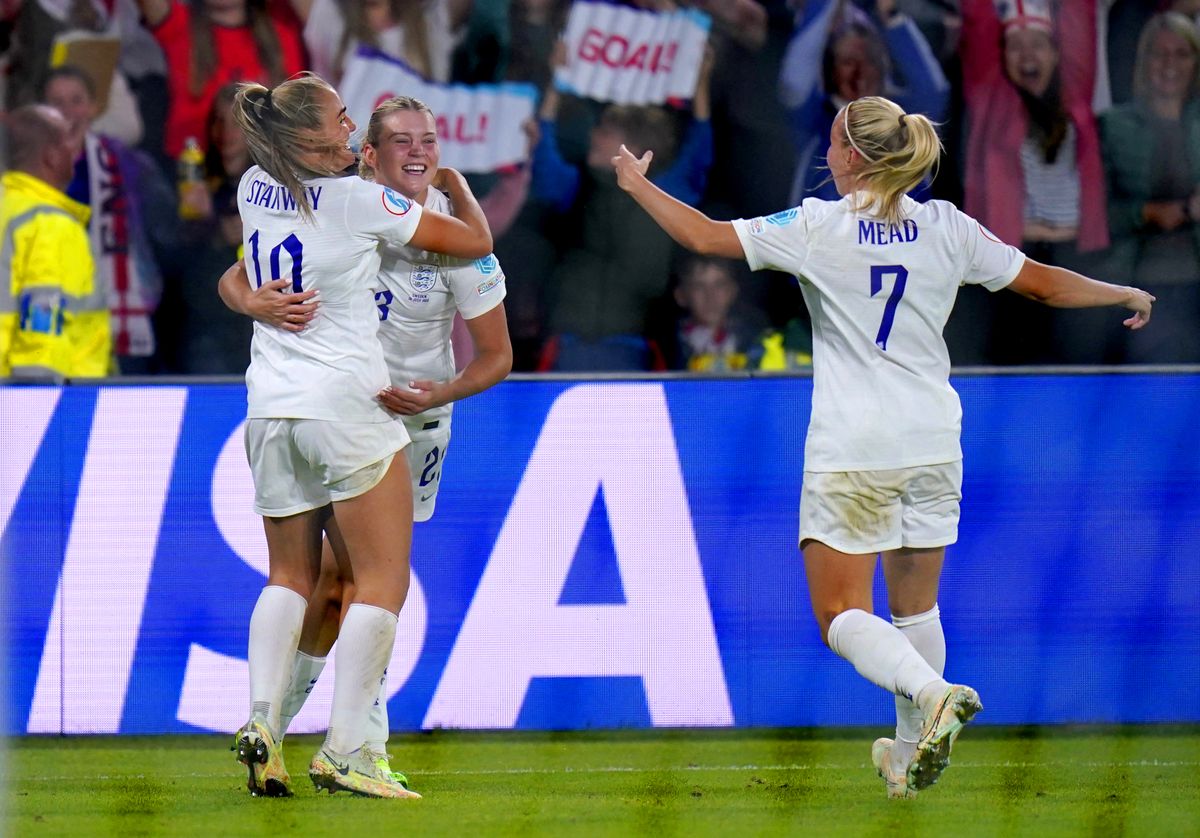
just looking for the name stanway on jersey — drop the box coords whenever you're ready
[374,188,507,426]
[237,165,424,422]
[732,194,1024,472]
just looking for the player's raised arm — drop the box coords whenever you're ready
[1006,258,1154,330]
[407,167,493,259]
[611,144,743,259]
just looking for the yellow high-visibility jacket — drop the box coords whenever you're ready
[0,171,111,379]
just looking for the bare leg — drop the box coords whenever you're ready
[323,455,413,755]
[801,539,877,645]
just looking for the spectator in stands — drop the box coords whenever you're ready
[5,0,161,147]
[291,0,471,86]
[1,104,111,379]
[779,0,949,205]
[135,0,306,159]
[41,65,174,373]
[1100,11,1200,363]
[960,0,1109,362]
[655,253,770,371]
[155,84,254,373]
[533,47,715,372]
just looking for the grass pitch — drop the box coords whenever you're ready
[4,726,1198,837]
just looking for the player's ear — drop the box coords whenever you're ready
[362,143,377,170]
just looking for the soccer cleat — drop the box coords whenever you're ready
[906,684,983,791]
[362,745,410,789]
[309,746,422,799]
[232,719,292,797]
[871,738,916,799]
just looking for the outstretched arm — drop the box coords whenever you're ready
[1006,258,1154,330]
[217,260,319,332]
[612,144,743,258]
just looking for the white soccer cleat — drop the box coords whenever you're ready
[906,684,983,791]
[871,738,916,799]
[309,746,422,799]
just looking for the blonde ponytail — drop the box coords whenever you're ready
[232,73,344,222]
[841,96,942,226]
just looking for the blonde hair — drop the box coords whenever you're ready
[1133,12,1200,102]
[358,96,436,180]
[231,73,343,221]
[840,96,942,226]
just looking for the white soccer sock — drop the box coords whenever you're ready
[279,650,327,739]
[826,608,947,710]
[247,585,307,738]
[325,603,397,755]
[364,666,391,753]
[890,605,946,767]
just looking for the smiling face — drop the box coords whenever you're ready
[1145,27,1197,102]
[362,107,439,200]
[831,32,884,101]
[1003,27,1058,97]
[42,74,95,156]
[300,86,357,175]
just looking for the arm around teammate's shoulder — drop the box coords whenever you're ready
[611,144,744,259]
[1006,257,1154,330]
[409,168,494,259]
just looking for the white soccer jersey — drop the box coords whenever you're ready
[732,194,1024,472]
[237,166,424,422]
[373,188,507,426]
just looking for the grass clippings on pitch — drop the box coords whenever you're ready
[4,726,1199,837]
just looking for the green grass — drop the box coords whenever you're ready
[4,727,1199,837]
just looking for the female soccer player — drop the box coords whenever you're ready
[229,73,492,800]
[611,95,1154,798]
[219,96,512,790]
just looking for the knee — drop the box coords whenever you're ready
[812,604,858,648]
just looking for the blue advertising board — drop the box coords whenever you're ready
[2,374,1198,734]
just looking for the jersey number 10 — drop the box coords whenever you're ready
[248,230,304,292]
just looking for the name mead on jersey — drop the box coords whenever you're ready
[858,219,918,246]
[247,181,324,213]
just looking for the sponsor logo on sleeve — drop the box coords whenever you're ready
[382,187,413,216]
[748,218,764,235]
[474,254,499,275]
[476,273,504,295]
[764,209,798,227]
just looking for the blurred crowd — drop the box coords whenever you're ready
[2,0,1199,379]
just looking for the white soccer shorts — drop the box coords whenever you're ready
[245,417,410,517]
[799,460,963,554]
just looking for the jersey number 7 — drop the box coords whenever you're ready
[870,264,908,351]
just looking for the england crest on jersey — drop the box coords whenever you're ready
[411,264,438,292]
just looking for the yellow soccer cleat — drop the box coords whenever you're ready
[309,746,422,799]
[232,719,292,797]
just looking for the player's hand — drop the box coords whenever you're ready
[1122,287,1155,330]
[612,144,652,192]
[431,167,464,192]
[377,380,448,415]
[248,278,319,332]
